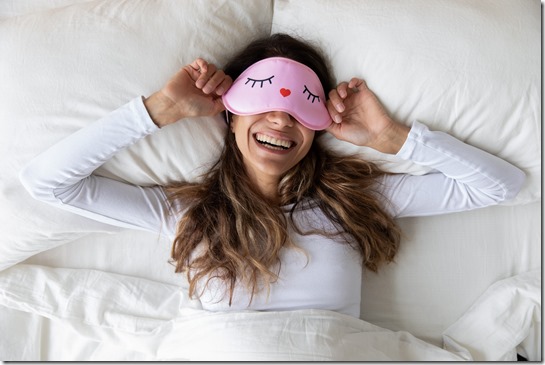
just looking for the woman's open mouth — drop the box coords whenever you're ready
[254,133,296,151]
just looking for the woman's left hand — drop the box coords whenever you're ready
[325,78,410,154]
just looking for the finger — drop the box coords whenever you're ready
[326,100,343,124]
[195,62,218,89]
[328,88,345,114]
[336,81,349,99]
[348,77,365,91]
[202,69,228,95]
[325,119,342,138]
[191,58,208,72]
[186,58,208,81]
[212,97,226,114]
[215,75,233,96]
[327,102,342,123]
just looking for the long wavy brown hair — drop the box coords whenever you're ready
[166,34,401,305]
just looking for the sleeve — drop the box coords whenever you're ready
[380,121,526,218]
[19,96,179,238]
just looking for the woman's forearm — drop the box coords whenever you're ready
[19,97,176,234]
[20,97,158,201]
[382,121,526,218]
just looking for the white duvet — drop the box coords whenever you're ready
[0,265,539,361]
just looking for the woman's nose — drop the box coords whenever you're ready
[267,111,294,128]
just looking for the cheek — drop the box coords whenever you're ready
[231,118,247,147]
[300,130,315,154]
[233,130,249,157]
[298,142,313,164]
[231,119,255,163]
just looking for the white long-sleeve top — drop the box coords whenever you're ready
[19,97,525,317]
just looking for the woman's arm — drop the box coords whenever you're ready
[325,78,526,218]
[19,97,178,236]
[19,59,231,237]
[379,121,525,217]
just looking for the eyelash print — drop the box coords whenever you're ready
[245,75,275,88]
[303,85,320,103]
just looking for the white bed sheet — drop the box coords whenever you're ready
[0,264,539,361]
[7,201,538,360]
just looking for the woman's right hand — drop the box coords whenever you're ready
[144,58,232,127]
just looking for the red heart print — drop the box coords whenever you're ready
[280,88,291,97]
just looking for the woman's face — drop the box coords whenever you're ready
[231,111,315,185]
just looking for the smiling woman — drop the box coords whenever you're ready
[156,34,410,310]
[230,110,315,200]
[20,33,525,318]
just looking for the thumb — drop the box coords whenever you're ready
[212,97,226,115]
[325,121,341,138]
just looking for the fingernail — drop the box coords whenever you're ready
[216,87,224,95]
[336,103,345,112]
[334,115,342,123]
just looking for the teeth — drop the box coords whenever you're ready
[255,133,293,149]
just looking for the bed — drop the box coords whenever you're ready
[0,0,540,361]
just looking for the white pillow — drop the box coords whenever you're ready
[0,0,93,20]
[0,0,273,270]
[272,0,541,205]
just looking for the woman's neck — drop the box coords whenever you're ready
[246,169,281,204]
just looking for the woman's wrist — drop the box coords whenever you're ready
[143,92,185,128]
[368,121,410,155]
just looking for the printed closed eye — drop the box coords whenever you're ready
[303,85,320,104]
[245,75,275,88]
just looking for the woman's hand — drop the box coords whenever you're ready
[144,58,232,127]
[326,78,410,154]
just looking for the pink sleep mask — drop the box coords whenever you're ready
[222,57,332,130]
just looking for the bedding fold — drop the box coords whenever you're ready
[442,270,541,361]
[0,265,539,361]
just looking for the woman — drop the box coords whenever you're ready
[20,34,525,318]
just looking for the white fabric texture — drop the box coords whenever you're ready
[0,264,539,361]
[272,0,541,205]
[19,96,524,317]
[0,0,273,270]
[443,270,541,361]
[0,0,540,272]
[0,0,540,361]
